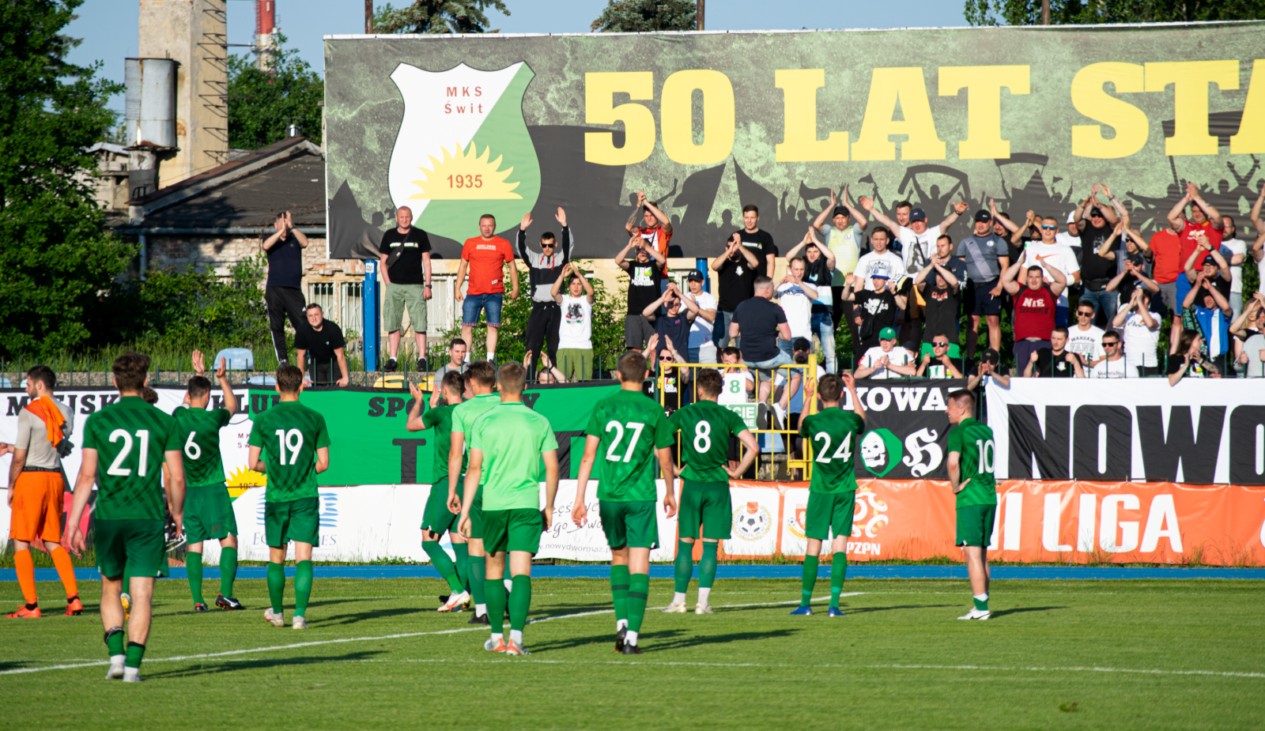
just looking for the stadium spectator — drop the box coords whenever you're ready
[1183,242,1232,302]
[1023,327,1084,378]
[1182,268,1234,367]
[1105,227,1160,303]
[1056,210,1082,252]
[1088,331,1137,378]
[774,257,819,358]
[838,269,906,360]
[429,339,469,407]
[1220,216,1247,319]
[853,205,906,288]
[645,334,691,414]
[730,204,778,278]
[956,200,1015,363]
[1066,303,1106,368]
[710,232,761,349]
[616,232,667,352]
[966,350,1011,391]
[810,188,867,336]
[1169,182,1226,324]
[517,208,574,373]
[1112,288,1161,376]
[455,214,518,364]
[1167,329,1220,384]
[625,190,673,287]
[552,262,594,382]
[913,235,966,357]
[1001,255,1067,369]
[1148,214,1186,344]
[731,276,792,405]
[1073,185,1124,328]
[719,346,755,399]
[295,304,349,387]
[1232,295,1265,378]
[1251,188,1265,296]
[681,270,718,365]
[917,335,965,378]
[1010,210,1081,326]
[786,230,837,373]
[262,210,309,365]
[522,350,567,384]
[378,205,431,372]
[642,281,699,356]
[855,327,916,380]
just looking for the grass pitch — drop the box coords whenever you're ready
[2,577,1262,729]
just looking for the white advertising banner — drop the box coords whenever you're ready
[724,485,780,556]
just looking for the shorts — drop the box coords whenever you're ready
[184,482,237,545]
[744,351,794,378]
[677,480,731,541]
[468,490,485,541]
[462,293,503,327]
[624,314,655,350]
[264,497,320,547]
[804,490,857,541]
[384,282,428,333]
[421,482,458,536]
[598,500,659,549]
[481,508,544,554]
[557,348,593,382]
[967,279,1003,316]
[95,519,165,579]
[8,471,65,542]
[956,504,997,547]
[1157,280,1179,314]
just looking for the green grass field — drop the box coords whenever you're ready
[2,577,1263,729]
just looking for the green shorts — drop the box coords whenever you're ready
[557,348,593,382]
[805,491,857,542]
[95,519,165,580]
[482,508,544,555]
[421,482,458,536]
[468,490,484,541]
[956,504,997,547]
[383,282,427,333]
[184,482,238,545]
[678,480,731,541]
[265,497,320,548]
[598,500,658,550]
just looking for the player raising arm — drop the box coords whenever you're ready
[945,389,997,620]
[446,361,501,624]
[573,352,677,654]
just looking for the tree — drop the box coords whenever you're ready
[965,0,1265,26]
[226,34,324,150]
[591,0,697,32]
[374,0,508,34]
[0,0,135,358]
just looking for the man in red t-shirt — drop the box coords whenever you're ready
[455,214,519,363]
[1001,258,1067,371]
[1168,182,1225,324]
[625,190,673,282]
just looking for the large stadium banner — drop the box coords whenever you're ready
[985,379,1265,485]
[325,23,1265,260]
[842,378,964,480]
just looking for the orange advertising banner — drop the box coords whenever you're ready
[711,481,1265,566]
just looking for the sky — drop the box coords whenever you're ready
[66,0,971,116]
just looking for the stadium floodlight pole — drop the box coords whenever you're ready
[697,0,704,30]
[365,0,373,33]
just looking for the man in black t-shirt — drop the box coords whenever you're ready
[731,276,792,406]
[378,206,432,372]
[710,233,761,349]
[1022,327,1084,378]
[1075,186,1124,328]
[915,235,967,353]
[732,204,778,278]
[839,272,906,358]
[262,211,310,365]
[615,233,666,351]
[295,304,349,386]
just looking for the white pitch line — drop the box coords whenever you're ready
[0,594,854,676]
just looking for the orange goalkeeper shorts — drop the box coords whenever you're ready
[9,471,66,543]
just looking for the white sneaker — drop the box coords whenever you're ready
[957,608,990,620]
[772,403,788,428]
[695,603,714,615]
[661,601,688,613]
[105,656,125,680]
[292,615,308,630]
[264,608,284,627]
[438,590,470,613]
[122,667,142,683]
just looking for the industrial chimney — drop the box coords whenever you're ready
[256,0,276,71]
[124,57,177,205]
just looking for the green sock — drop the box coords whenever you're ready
[452,543,470,590]
[124,641,145,669]
[627,573,650,633]
[424,541,463,593]
[186,551,205,605]
[509,575,531,632]
[267,561,285,614]
[830,552,847,609]
[294,560,313,618]
[219,546,238,597]
[974,594,989,612]
[469,556,487,608]
[699,542,718,589]
[104,628,124,657]
[610,565,630,626]
[801,555,819,607]
[673,540,694,593]
[486,575,507,635]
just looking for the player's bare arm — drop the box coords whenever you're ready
[571,435,601,526]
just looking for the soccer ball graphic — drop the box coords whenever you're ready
[732,503,772,540]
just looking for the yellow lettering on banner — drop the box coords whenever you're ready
[1230,59,1265,154]
[774,69,849,162]
[584,72,656,166]
[938,65,1030,160]
[1144,60,1239,156]
[660,70,735,165]
[1070,63,1148,159]
[851,68,945,161]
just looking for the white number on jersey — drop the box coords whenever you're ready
[276,429,305,466]
[184,431,202,460]
[975,438,996,474]
[813,431,852,464]
[107,429,151,477]
[693,420,712,453]
[604,420,646,463]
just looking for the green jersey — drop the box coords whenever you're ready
[585,389,673,502]
[799,408,866,495]
[946,417,997,507]
[668,400,748,483]
[451,393,501,492]
[82,396,182,521]
[470,402,558,511]
[172,406,232,487]
[247,401,330,503]
[422,404,459,483]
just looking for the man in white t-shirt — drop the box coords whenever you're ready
[1056,210,1082,250]
[1066,302,1106,367]
[1011,210,1082,326]
[1111,287,1161,374]
[682,269,718,364]
[851,225,905,292]
[1088,331,1139,378]
[1220,216,1247,319]
[776,257,819,348]
[551,261,595,382]
[854,327,917,380]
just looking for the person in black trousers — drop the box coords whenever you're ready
[262,211,310,365]
[516,208,574,372]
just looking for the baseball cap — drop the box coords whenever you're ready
[686,269,705,281]
[909,208,927,223]
[1066,211,1077,224]
[879,327,897,340]
[974,209,992,223]
[871,272,890,280]
[832,206,849,218]
[980,348,1001,366]
[1089,207,1105,218]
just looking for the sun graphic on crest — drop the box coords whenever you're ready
[410,141,521,200]
[226,465,266,498]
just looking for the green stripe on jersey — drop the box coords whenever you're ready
[470,402,558,511]
[82,397,182,520]
[247,401,330,503]
[668,400,748,483]
[947,417,997,507]
[172,407,232,487]
[586,390,673,503]
[799,408,866,494]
